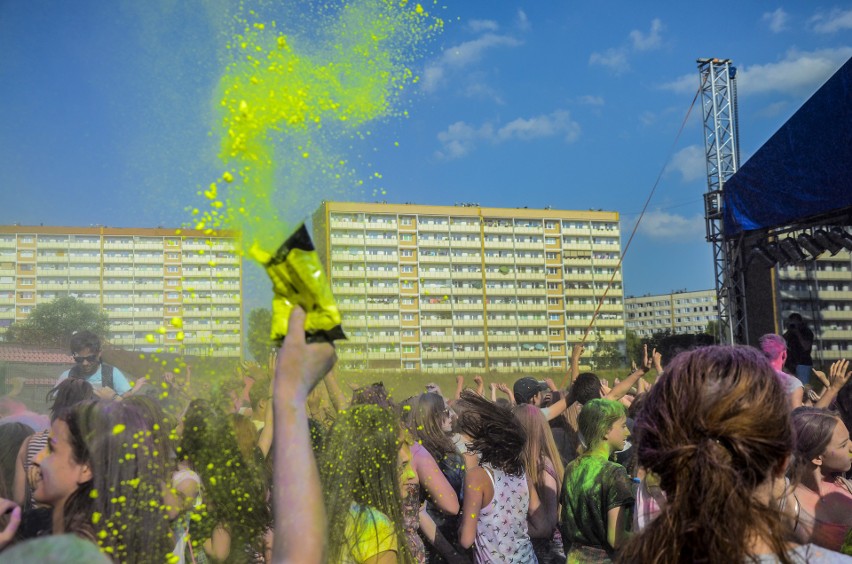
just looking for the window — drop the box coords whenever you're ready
[166,266,179,273]
[167,292,179,300]
[401,265,413,273]
[402,313,415,321]
[401,234,414,241]
[20,237,34,244]
[549,313,561,321]
[546,252,558,260]
[401,249,413,257]
[403,345,417,353]
[545,237,556,245]
[549,329,560,336]
[402,329,415,337]
[547,282,559,289]
[18,292,33,299]
[19,278,34,286]
[166,306,180,313]
[166,279,180,287]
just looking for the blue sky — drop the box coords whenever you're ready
[1,1,850,313]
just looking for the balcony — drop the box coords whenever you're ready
[487,334,517,343]
[454,318,485,327]
[450,255,482,264]
[449,239,481,249]
[484,287,516,296]
[366,285,399,295]
[419,254,451,264]
[211,309,240,318]
[482,225,513,234]
[365,253,398,263]
[366,269,398,278]
[486,303,517,312]
[333,236,366,246]
[449,223,480,233]
[134,255,164,264]
[330,220,365,229]
[103,256,133,264]
[515,242,543,250]
[365,318,400,328]
[421,350,454,359]
[450,270,482,280]
[487,319,518,327]
[593,258,621,267]
[37,255,69,263]
[333,285,367,295]
[517,287,545,296]
[452,286,483,296]
[364,237,398,247]
[516,272,545,281]
[68,283,100,291]
[367,351,401,360]
[515,257,545,266]
[421,302,452,311]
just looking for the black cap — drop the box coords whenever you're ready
[513,377,548,404]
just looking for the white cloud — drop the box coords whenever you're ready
[762,8,789,33]
[590,18,663,73]
[468,19,499,33]
[589,48,629,73]
[756,100,789,118]
[629,18,664,51]
[661,48,852,96]
[496,110,580,142]
[422,33,523,92]
[638,210,705,241]
[638,111,656,126]
[436,110,580,159]
[516,9,531,32]
[664,145,705,183]
[738,47,852,95]
[577,95,605,106]
[463,77,506,104]
[810,8,852,33]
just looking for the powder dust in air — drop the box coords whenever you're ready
[191,0,445,253]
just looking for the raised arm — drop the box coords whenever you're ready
[454,375,464,401]
[607,345,652,401]
[412,444,460,515]
[323,369,348,412]
[815,359,851,409]
[473,375,484,397]
[272,307,337,564]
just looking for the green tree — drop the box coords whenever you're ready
[625,330,643,364]
[247,307,273,363]
[704,320,719,344]
[4,296,109,349]
[591,333,625,371]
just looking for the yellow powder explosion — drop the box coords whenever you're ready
[192,0,443,252]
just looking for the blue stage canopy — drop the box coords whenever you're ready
[723,57,852,236]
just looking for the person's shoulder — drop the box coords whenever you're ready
[787,543,852,563]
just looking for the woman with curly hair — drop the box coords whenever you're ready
[788,407,852,552]
[560,398,632,563]
[514,404,565,564]
[455,390,543,563]
[617,346,851,563]
[320,403,413,563]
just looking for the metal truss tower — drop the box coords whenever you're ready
[698,58,744,344]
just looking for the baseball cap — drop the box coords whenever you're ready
[513,377,549,404]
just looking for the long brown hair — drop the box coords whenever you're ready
[61,400,173,563]
[789,407,843,484]
[412,392,458,463]
[513,404,565,500]
[616,346,793,564]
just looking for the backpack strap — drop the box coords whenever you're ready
[101,363,114,390]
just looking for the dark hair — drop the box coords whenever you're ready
[0,422,34,498]
[122,395,175,462]
[411,393,458,463]
[179,400,271,557]
[351,382,394,409]
[320,404,412,563]
[69,330,101,354]
[789,407,843,484]
[248,378,270,411]
[60,400,173,562]
[617,346,793,564]
[455,390,526,476]
[567,372,602,405]
[47,379,96,422]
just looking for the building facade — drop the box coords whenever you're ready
[776,249,852,364]
[312,202,626,373]
[625,289,717,338]
[0,226,241,357]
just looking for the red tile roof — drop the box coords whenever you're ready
[0,345,74,365]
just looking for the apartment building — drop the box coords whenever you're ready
[0,226,241,357]
[625,289,717,338]
[312,202,626,373]
[776,249,852,364]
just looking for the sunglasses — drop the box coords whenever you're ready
[72,354,99,364]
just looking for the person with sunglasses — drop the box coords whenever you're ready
[55,330,131,400]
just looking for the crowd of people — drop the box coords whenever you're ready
[0,310,851,563]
